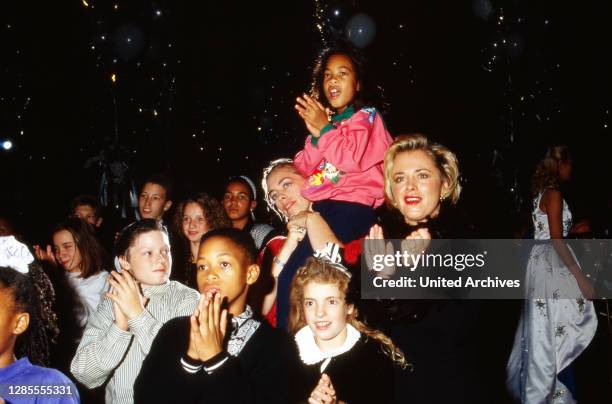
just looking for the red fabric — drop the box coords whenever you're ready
[257,236,286,328]
[343,238,363,266]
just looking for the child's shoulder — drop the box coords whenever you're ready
[158,315,191,337]
[16,360,74,385]
[350,336,392,364]
[353,106,380,124]
[167,280,200,299]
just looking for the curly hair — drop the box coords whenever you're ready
[531,145,571,196]
[310,41,388,113]
[0,263,59,366]
[172,192,232,240]
[289,257,407,368]
[52,218,107,278]
[384,134,461,207]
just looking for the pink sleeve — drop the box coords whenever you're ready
[314,110,391,173]
[294,136,324,175]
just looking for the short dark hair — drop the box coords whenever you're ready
[199,228,257,265]
[225,176,256,201]
[141,172,174,201]
[71,195,102,218]
[115,219,168,259]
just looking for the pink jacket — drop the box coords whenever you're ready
[294,107,392,208]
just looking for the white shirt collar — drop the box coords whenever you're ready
[295,323,361,367]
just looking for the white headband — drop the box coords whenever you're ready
[313,242,352,278]
[0,236,34,274]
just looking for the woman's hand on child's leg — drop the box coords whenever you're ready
[309,373,337,404]
[106,270,146,320]
[188,292,228,362]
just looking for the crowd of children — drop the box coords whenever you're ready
[0,42,606,404]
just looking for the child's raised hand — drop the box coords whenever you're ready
[105,270,146,320]
[308,373,337,404]
[295,94,329,137]
[188,292,228,362]
[33,244,57,266]
[109,286,129,331]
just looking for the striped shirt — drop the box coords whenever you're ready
[70,280,199,404]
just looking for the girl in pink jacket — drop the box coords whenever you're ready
[292,44,392,243]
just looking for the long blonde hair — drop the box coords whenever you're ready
[289,257,407,368]
[531,144,571,196]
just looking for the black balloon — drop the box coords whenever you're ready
[114,23,145,62]
[345,13,376,48]
[473,0,494,21]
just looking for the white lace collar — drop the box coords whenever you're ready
[295,324,361,371]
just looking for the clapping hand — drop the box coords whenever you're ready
[365,224,396,278]
[295,94,330,137]
[309,373,338,404]
[105,270,146,321]
[401,228,432,269]
[33,244,57,266]
[187,292,228,362]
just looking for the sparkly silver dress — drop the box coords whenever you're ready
[506,190,597,403]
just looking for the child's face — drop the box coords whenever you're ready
[223,181,255,223]
[53,230,83,273]
[196,236,259,315]
[323,53,360,114]
[182,202,209,243]
[120,230,172,287]
[73,204,101,227]
[0,288,28,362]
[139,182,172,221]
[265,167,309,219]
[302,281,353,352]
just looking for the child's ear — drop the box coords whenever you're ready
[118,256,131,272]
[95,217,104,228]
[249,200,257,212]
[14,312,30,335]
[246,264,260,285]
[356,81,361,93]
[163,200,173,212]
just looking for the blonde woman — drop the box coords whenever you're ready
[506,145,597,403]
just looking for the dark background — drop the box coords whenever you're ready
[1,0,611,243]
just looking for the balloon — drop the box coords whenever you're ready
[345,13,376,48]
[473,0,494,21]
[114,23,145,62]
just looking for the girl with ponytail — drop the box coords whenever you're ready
[288,254,406,404]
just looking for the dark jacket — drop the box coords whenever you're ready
[134,316,296,404]
[289,336,395,404]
